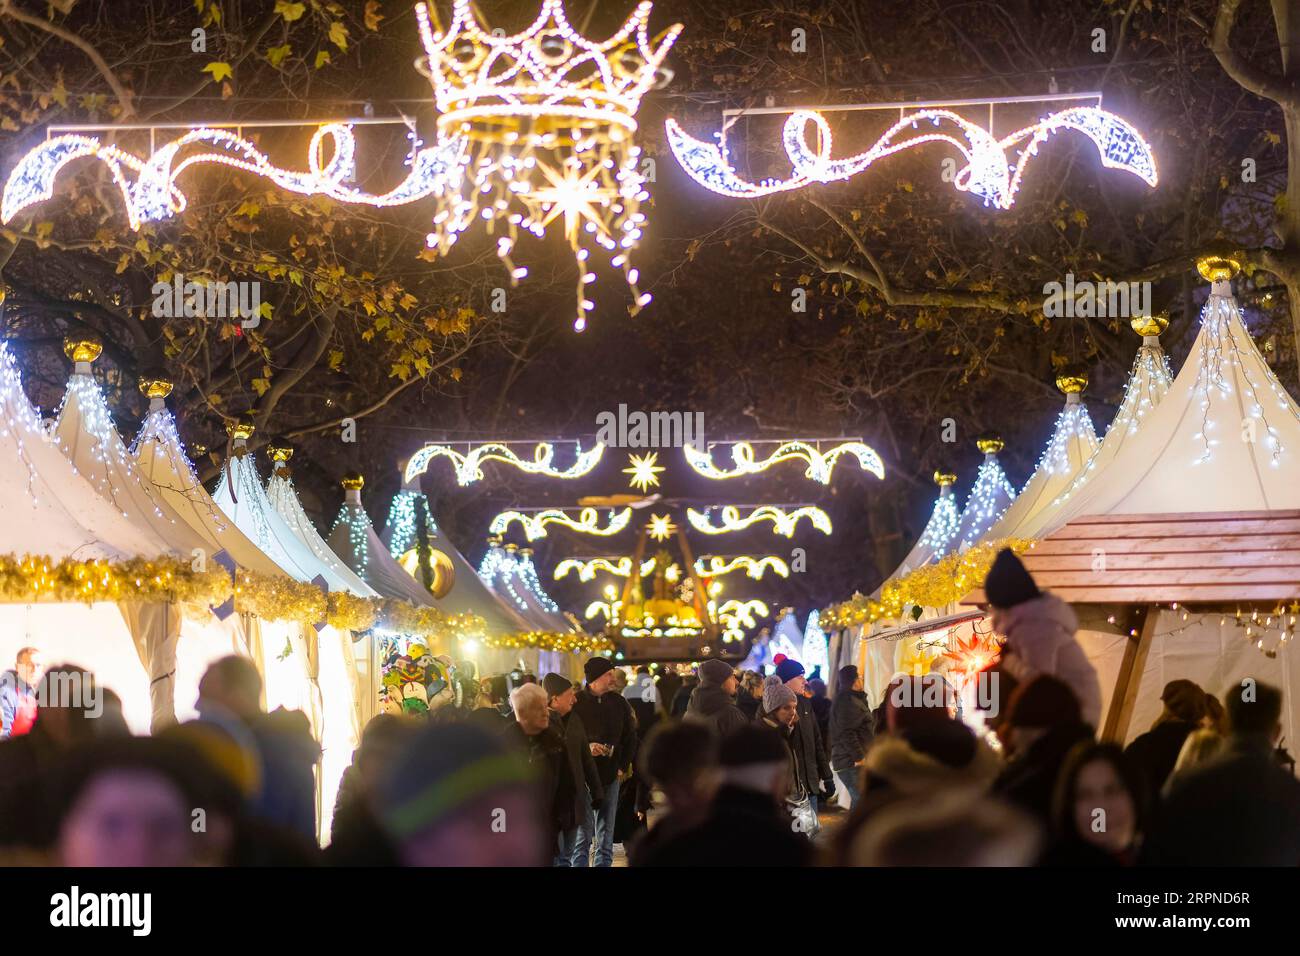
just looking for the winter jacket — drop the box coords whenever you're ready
[1124,719,1198,795]
[656,673,683,715]
[247,707,322,843]
[0,670,37,739]
[670,680,696,718]
[994,721,1095,826]
[997,593,1101,727]
[631,784,812,867]
[551,709,603,824]
[572,688,638,787]
[684,682,749,738]
[737,693,760,720]
[506,720,573,838]
[828,689,875,771]
[1143,735,1300,865]
[791,695,832,794]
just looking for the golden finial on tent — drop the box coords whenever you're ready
[933,468,957,487]
[1196,246,1242,282]
[225,415,256,441]
[63,334,103,364]
[267,442,293,477]
[138,375,174,399]
[1131,310,1169,338]
[1055,369,1089,394]
[341,471,365,491]
[976,434,1004,455]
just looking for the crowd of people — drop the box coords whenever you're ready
[0,550,1298,867]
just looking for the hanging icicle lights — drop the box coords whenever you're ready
[918,471,961,555]
[958,438,1017,549]
[684,440,884,483]
[685,504,832,537]
[2,1,681,332]
[478,546,563,615]
[403,440,604,486]
[667,102,1156,207]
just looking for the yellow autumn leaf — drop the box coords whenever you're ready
[314,50,331,69]
[328,350,344,371]
[266,44,292,68]
[252,378,271,396]
[202,62,233,83]
[364,1,384,30]
[328,21,349,50]
[274,1,305,21]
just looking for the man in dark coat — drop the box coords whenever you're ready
[656,667,683,719]
[670,675,697,718]
[570,657,638,866]
[775,658,834,812]
[543,673,603,866]
[993,675,1094,827]
[505,682,573,854]
[684,659,748,738]
[633,724,810,867]
[1143,680,1300,865]
[1123,679,1207,794]
[828,665,875,809]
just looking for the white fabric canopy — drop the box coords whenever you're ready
[327,487,435,606]
[984,392,1099,542]
[265,471,376,596]
[1017,336,1174,540]
[886,481,960,586]
[478,543,576,634]
[954,448,1017,550]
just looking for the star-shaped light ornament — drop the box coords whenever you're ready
[647,513,676,541]
[623,451,665,491]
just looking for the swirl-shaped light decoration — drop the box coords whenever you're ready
[403,441,604,485]
[686,504,832,537]
[684,440,884,483]
[555,554,789,581]
[489,507,631,541]
[666,105,1156,207]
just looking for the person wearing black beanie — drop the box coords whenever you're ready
[542,672,603,867]
[984,548,1102,728]
[569,657,637,866]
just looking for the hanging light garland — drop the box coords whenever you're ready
[917,470,961,557]
[685,504,832,537]
[667,104,1156,207]
[955,437,1017,550]
[404,440,604,485]
[684,439,884,483]
[490,507,631,541]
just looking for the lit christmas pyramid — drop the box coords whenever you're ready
[263,447,374,594]
[211,419,368,590]
[326,473,437,607]
[1018,314,1174,539]
[131,378,295,577]
[983,372,1100,541]
[954,435,1017,550]
[1047,254,1300,519]
[478,540,575,634]
[0,339,167,560]
[53,336,208,555]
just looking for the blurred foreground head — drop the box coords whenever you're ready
[847,792,1041,866]
[376,721,544,866]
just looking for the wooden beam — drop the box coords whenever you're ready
[1101,605,1157,743]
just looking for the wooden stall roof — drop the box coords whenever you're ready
[961,510,1300,606]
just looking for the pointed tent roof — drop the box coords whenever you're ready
[983,376,1100,542]
[954,438,1017,550]
[888,471,962,583]
[379,490,536,637]
[1045,269,1300,524]
[0,341,172,561]
[210,424,371,592]
[1017,321,1174,540]
[326,476,436,607]
[53,343,209,556]
[262,450,376,595]
[131,388,295,578]
[478,542,576,634]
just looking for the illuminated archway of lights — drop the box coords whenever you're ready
[490,507,631,541]
[684,440,884,483]
[3,1,683,331]
[404,441,604,485]
[555,554,789,581]
[666,105,1156,207]
[686,504,832,537]
[623,451,665,491]
[647,513,676,541]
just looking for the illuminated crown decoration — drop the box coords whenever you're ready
[666,105,1156,207]
[1,1,681,333]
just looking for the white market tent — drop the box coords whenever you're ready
[0,341,190,734]
[982,377,1100,542]
[478,542,575,635]
[964,265,1300,746]
[326,476,437,609]
[953,438,1017,551]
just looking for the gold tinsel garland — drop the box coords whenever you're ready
[0,556,484,642]
[821,539,1035,630]
[0,554,231,605]
[483,630,615,655]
